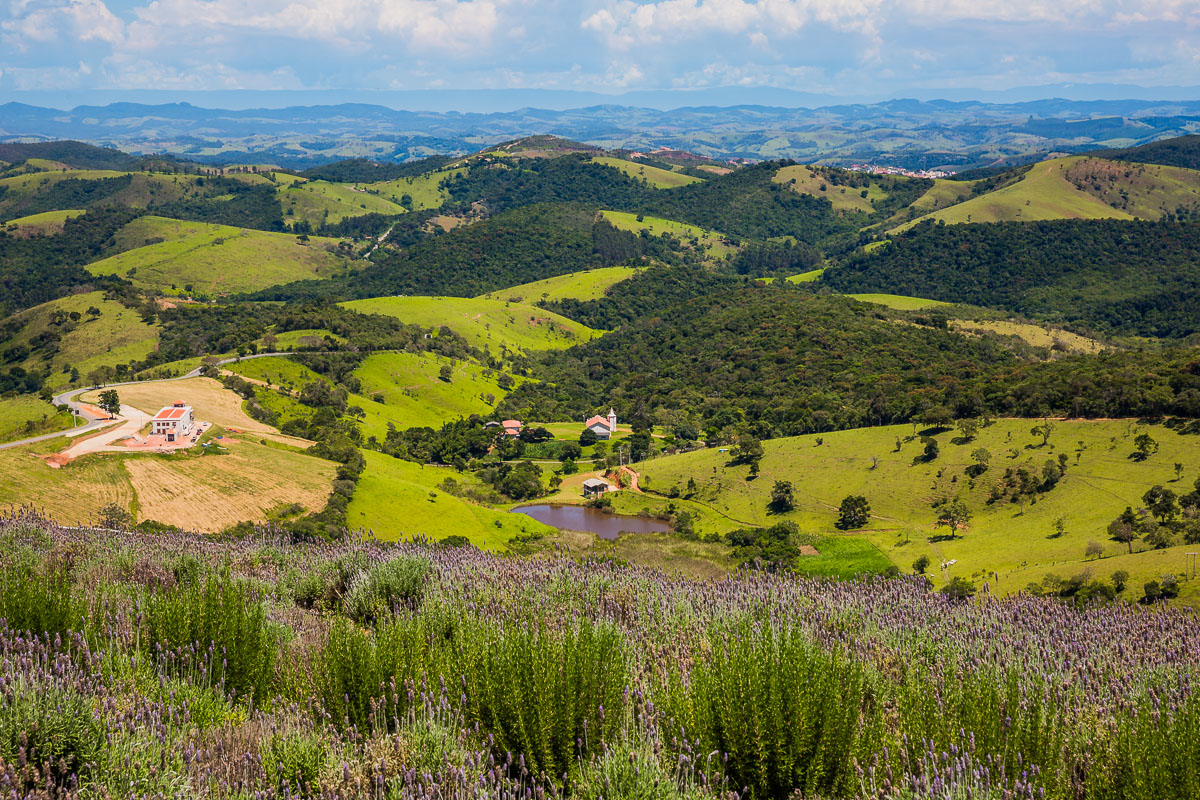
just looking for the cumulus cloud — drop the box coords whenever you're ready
[2,0,124,51]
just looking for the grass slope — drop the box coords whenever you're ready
[1063,157,1200,219]
[639,418,1200,605]
[348,450,554,549]
[890,158,1134,232]
[279,179,405,225]
[591,157,702,188]
[2,209,85,235]
[773,165,888,213]
[342,296,602,353]
[479,267,643,303]
[7,291,160,389]
[0,396,74,444]
[366,168,464,210]
[847,293,950,310]
[87,216,353,296]
[353,351,516,431]
[600,210,735,258]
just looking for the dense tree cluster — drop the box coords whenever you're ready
[544,264,745,329]
[825,217,1200,337]
[298,156,455,183]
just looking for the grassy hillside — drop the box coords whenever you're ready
[353,351,517,430]
[600,210,736,258]
[2,209,85,235]
[342,296,602,353]
[0,395,74,444]
[366,168,464,210]
[278,178,405,225]
[639,418,1200,605]
[890,158,1134,232]
[6,290,160,389]
[479,266,643,303]
[86,216,353,296]
[591,157,702,188]
[773,164,889,213]
[348,450,554,548]
[1061,157,1200,219]
[846,293,950,310]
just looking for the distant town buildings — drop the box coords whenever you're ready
[848,164,956,179]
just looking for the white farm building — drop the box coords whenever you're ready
[151,402,195,442]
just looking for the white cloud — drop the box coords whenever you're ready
[1,0,124,51]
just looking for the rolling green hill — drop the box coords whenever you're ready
[3,290,160,388]
[348,450,554,549]
[278,178,406,225]
[479,266,644,303]
[0,395,74,443]
[773,164,890,213]
[342,296,602,353]
[86,216,354,296]
[889,158,1133,232]
[638,418,1200,605]
[600,210,736,258]
[591,157,702,188]
[365,168,464,210]
[353,351,518,429]
[2,209,86,235]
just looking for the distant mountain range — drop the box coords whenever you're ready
[3,97,1199,169]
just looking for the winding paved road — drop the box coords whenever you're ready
[0,352,296,453]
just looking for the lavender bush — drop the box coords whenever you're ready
[0,507,1196,799]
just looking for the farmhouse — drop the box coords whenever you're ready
[582,477,612,498]
[151,401,195,442]
[486,419,524,437]
[584,408,618,440]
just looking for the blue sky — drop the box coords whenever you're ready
[0,0,1197,102]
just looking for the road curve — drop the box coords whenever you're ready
[0,352,297,453]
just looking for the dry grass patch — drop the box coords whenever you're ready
[0,444,135,525]
[951,320,1109,355]
[124,445,334,532]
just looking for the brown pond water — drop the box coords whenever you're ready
[511,504,671,540]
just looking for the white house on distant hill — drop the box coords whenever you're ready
[151,402,195,442]
[584,408,617,440]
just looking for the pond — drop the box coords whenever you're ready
[511,504,671,540]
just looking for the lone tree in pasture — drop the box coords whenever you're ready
[1143,485,1179,523]
[836,495,871,530]
[955,417,979,442]
[1133,433,1158,461]
[921,436,940,462]
[97,389,121,418]
[768,480,795,513]
[1085,541,1105,560]
[941,576,976,602]
[1031,419,1056,447]
[921,405,954,431]
[1108,506,1141,554]
[912,554,931,574]
[439,364,453,383]
[730,436,764,467]
[935,498,971,539]
[967,447,991,477]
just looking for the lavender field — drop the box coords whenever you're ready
[0,507,1197,799]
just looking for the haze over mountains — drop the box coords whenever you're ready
[3,95,1199,169]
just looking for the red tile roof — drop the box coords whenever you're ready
[153,406,188,421]
[585,415,609,428]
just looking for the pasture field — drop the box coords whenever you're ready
[479,266,643,303]
[1062,157,1200,219]
[278,179,405,225]
[87,216,353,296]
[0,395,74,444]
[365,168,464,210]
[347,450,554,549]
[638,418,1200,604]
[1,208,85,234]
[951,319,1109,354]
[342,296,601,353]
[786,267,825,283]
[889,158,1134,232]
[847,293,950,310]
[591,157,703,188]
[773,164,889,213]
[353,351,517,431]
[0,168,127,197]
[7,291,160,389]
[600,210,736,258]
[0,440,136,524]
[893,178,975,217]
[121,437,335,532]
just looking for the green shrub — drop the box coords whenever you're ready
[262,731,327,797]
[343,555,431,623]
[0,681,105,791]
[663,621,878,799]
[0,559,85,638]
[142,573,281,705]
[456,616,628,781]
